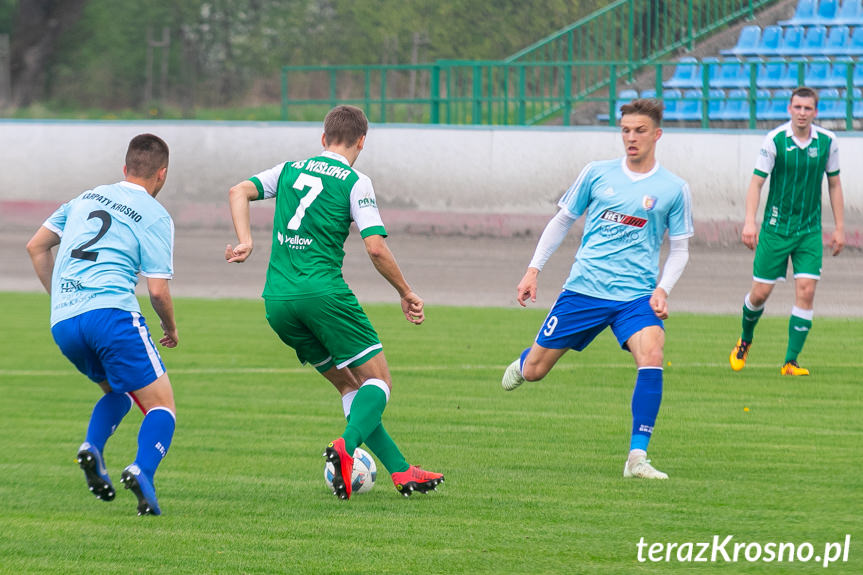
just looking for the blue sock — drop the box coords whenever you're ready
[630,368,663,452]
[518,347,531,372]
[86,392,132,453]
[134,407,175,480]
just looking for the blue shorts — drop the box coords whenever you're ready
[535,291,663,351]
[51,308,166,393]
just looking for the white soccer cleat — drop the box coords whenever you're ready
[501,359,526,391]
[623,450,668,479]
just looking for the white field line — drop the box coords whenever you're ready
[2,362,862,377]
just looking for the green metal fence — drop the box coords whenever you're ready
[281,58,862,130]
[280,0,862,128]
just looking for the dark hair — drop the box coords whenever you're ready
[324,105,368,147]
[125,133,169,178]
[620,98,664,126]
[791,86,819,106]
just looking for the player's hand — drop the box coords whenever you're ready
[516,269,539,307]
[831,228,845,256]
[741,222,759,250]
[160,321,178,348]
[225,242,253,263]
[650,287,669,320]
[401,291,425,325]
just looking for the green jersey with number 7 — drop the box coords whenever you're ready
[248,150,388,299]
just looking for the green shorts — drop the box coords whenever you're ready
[265,292,382,373]
[753,228,822,283]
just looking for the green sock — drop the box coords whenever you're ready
[342,382,387,454]
[785,313,812,363]
[346,416,410,475]
[741,300,764,342]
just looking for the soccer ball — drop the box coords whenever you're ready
[324,447,376,494]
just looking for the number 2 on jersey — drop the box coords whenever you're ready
[287,173,324,230]
[70,210,112,261]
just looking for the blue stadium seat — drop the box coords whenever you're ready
[664,57,700,88]
[848,26,863,53]
[817,88,844,118]
[777,26,805,55]
[708,88,726,119]
[835,0,863,24]
[854,60,863,84]
[817,0,839,21]
[779,0,818,25]
[805,60,832,86]
[755,88,773,119]
[824,57,855,86]
[715,88,750,120]
[800,25,828,54]
[763,89,793,120]
[661,89,684,121]
[849,88,863,116]
[714,60,749,88]
[756,25,784,56]
[757,58,797,88]
[786,59,808,86]
[721,25,762,56]
[700,57,721,85]
[780,0,817,24]
[680,89,705,121]
[640,89,657,101]
[824,25,851,54]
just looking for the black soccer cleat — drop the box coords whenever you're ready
[77,443,115,501]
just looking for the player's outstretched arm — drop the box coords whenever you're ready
[742,174,766,250]
[827,174,845,256]
[226,181,258,263]
[363,234,424,325]
[25,226,61,293]
[147,277,178,348]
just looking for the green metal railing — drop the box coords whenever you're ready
[281,58,862,130]
[280,0,862,128]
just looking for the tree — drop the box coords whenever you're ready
[10,0,87,106]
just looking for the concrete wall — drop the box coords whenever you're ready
[1,120,860,243]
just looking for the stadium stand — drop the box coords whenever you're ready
[657,1,863,122]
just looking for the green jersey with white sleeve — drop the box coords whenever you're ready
[753,122,840,237]
[249,150,387,299]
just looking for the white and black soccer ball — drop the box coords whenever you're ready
[324,447,377,494]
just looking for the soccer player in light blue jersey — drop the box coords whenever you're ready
[501,99,694,479]
[26,134,178,515]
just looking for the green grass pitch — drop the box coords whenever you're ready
[0,292,860,574]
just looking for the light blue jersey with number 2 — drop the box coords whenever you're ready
[559,158,694,301]
[43,181,174,326]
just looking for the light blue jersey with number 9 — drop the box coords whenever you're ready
[43,181,174,326]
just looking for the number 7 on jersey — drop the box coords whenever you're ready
[287,173,324,230]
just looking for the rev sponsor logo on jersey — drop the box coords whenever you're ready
[642,195,658,211]
[599,209,647,228]
[786,145,797,152]
[277,230,314,249]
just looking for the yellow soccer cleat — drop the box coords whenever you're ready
[729,339,751,371]
[780,360,809,376]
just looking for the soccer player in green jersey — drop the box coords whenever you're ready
[730,87,846,376]
[225,105,444,499]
